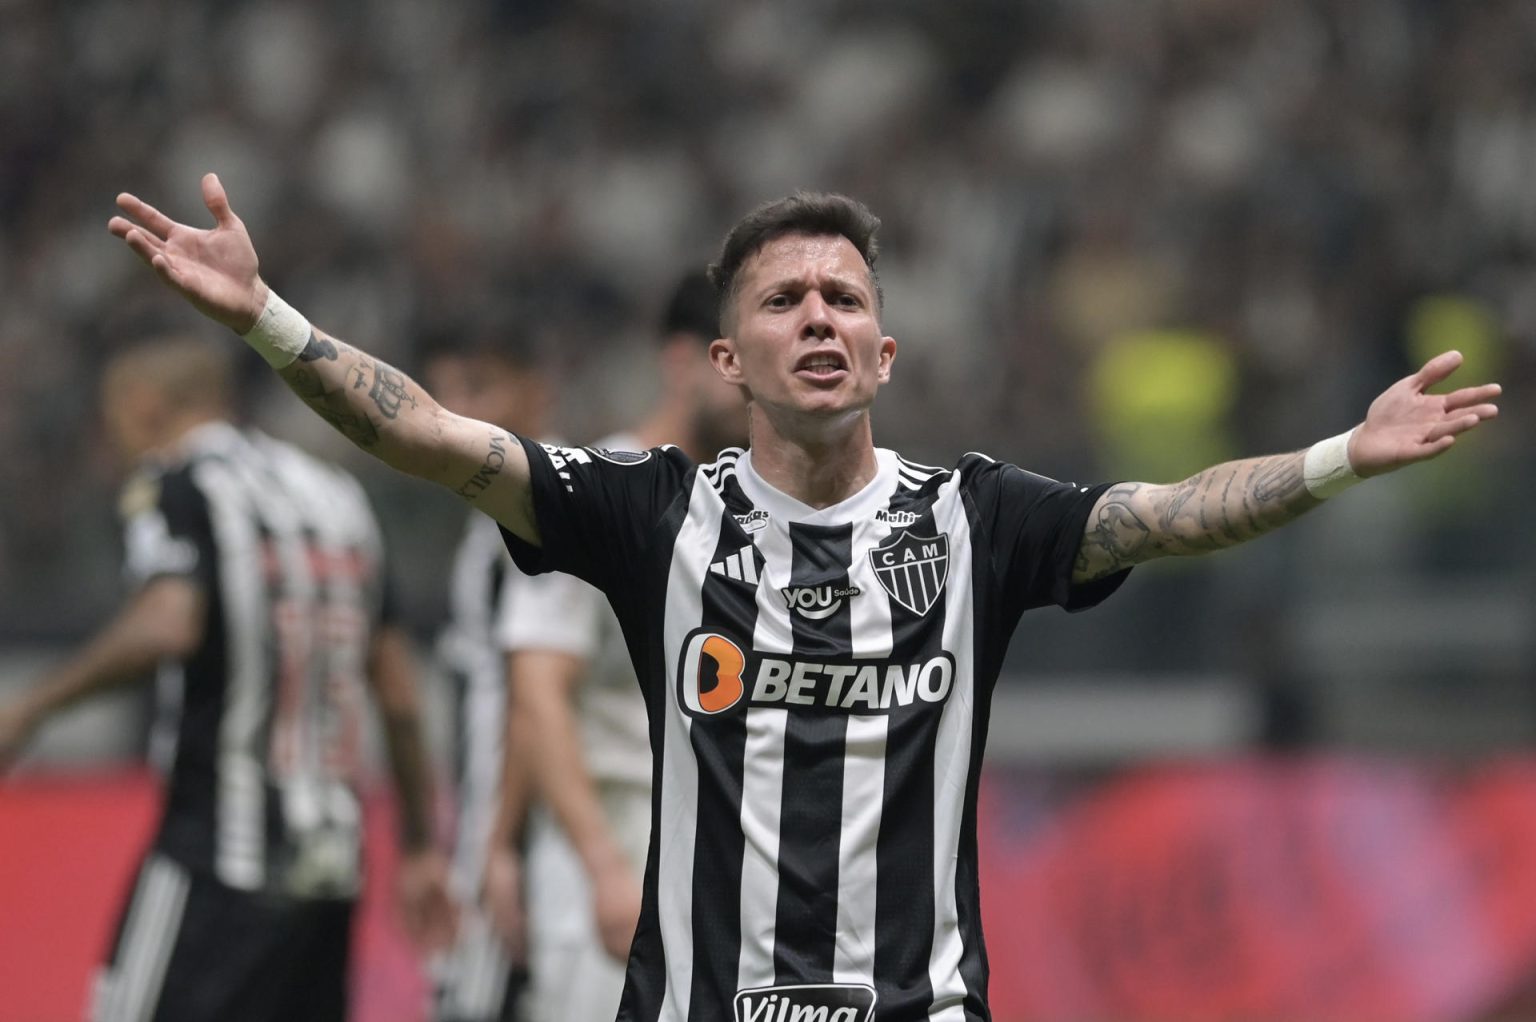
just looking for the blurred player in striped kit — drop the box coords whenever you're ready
[0,334,457,1021]
[421,325,589,1022]
[479,272,747,1022]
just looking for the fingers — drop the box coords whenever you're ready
[1424,410,1491,443]
[1411,349,1465,391]
[113,222,165,260]
[114,193,178,240]
[1443,382,1502,412]
[202,173,236,227]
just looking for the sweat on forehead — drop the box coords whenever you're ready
[708,192,884,326]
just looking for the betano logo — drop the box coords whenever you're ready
[677,630,954,718]
[733,983,876,1022]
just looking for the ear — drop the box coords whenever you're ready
[876,335,897,384]
[709,337,745,386]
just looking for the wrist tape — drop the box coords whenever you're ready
[241,289,312,368]
[1302,428,1361,499]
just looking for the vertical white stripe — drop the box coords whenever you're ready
[128,860,189,1022]
[833,714,887,984]
[750,523,795,654]
[848,519,895,660]
[98,858,164,1022]
[735,706,787,990]
[737,513,797,992]
[741,550,759,586]
[725,556,743,581]
[833,517,895,988]
[110,856,189,1022]
[656,474,724,1022]
[196,461,269,888]
[928,483,975,1020]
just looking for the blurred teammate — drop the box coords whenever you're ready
[489,272,748,1022]
[422,327,585,1022]
[110,178,1500,1021]
[0,335,455,1022]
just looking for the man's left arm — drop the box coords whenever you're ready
[366,624,458,951]
[1074,350,1501,583]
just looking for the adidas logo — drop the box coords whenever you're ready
[709,547,759,585]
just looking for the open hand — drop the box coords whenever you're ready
[108,173,268,334]
[396,848,460,953]
[1348,350,1501,477]
[482,845,526,961]
[590,857,642,964]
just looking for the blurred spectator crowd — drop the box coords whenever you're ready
[1,0,1533,743]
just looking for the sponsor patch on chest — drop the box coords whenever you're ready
[733,983,876,1022]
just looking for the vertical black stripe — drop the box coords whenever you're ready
[873,508,946,1016]
[773,522,853,982]
[685,517,758,1021]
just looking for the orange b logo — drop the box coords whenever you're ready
[679,631,747,715]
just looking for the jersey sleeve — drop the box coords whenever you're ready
[962,455,1130,617]
[493,565,602,658]
[500,436,692,595]
[119,464,216,594]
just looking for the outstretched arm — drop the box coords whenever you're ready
[367,625,458,952]
[0,577,203,770]
[107,174,539,544]
[1074,350,1501,583]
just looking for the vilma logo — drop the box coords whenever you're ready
[780,584,861,620]
[869,531,949,616]
[678,631,747,715]
[733,983,876,1022]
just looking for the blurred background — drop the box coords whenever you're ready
[1,0,1534,1019]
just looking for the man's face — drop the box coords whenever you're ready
[101,374,163,463]
[711,233,895,428]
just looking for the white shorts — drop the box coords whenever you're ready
[520,783,650,1022]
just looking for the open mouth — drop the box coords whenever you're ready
[794,351,848,379]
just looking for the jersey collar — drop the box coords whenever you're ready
[735,447,900,526]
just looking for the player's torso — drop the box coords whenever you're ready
[147,426,385,898]
[629,448,993,1022]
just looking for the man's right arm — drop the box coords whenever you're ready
[107,173,540,544]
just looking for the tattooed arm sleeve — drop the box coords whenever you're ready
[277,329,539,543]
[1072,451,1321,583]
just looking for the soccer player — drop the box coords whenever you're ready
[0,334,457,1022]
[422,329,588,1022]
[488,271,748,1022]
[109,176,1500,1021]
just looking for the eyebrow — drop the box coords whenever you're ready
[754,272,871,300]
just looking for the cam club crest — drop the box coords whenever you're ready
[869,531,949,616]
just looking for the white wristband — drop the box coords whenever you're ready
[1303,428,1361,499]
[241,289,312,368]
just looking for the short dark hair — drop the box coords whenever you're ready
[708,192,883,328]
[659,270,720,342]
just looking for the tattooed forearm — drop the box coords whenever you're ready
[279,334,429,453]
[1076,489,1154,579]
[296,331,338,362]
[1073,451,1323,582]
[455,430,510,500]
[285,363,382,447]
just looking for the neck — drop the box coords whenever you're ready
[746,408,879,509]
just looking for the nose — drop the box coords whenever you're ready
[800,292,834,339]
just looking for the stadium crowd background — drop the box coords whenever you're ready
[2,0,1536,1018]
[4,0,1532,745]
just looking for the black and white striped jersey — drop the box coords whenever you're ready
[120,422,389,898]
[503,439,1127,1022]
[438,509,598,891]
